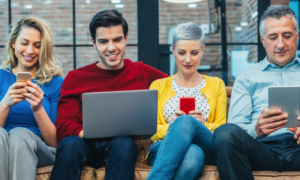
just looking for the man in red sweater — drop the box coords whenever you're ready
[50,9,167,180]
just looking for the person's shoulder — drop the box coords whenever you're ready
[151,76,172,86]
[0,68,13,82]
[71,62,97,75]
[203,75,224,85]
[127,59,145,69]
[0,68,11,75]
[129,60,153,69]
[51,75,64,85]
[236,62,261,79]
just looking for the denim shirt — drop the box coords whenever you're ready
[228,56,300,139]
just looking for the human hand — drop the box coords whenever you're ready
[171,110,185,121]
[288,116,300,144]
[255,108,288,137]
[0,82,27,107]
[79,130,84,138]
[189,110,206,124]
[23,81,44,112]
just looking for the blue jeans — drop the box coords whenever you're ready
[50,136,137,180]
[146,115,214,180]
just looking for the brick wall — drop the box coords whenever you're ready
[271,0,290,5]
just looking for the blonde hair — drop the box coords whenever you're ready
[2,17,63,85]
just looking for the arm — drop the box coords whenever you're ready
[227,74,257,136]
[149,80,170,142]
[0,82,27,127]
[230,74,287,138]
[205,80,227,132]
[55,72,83,142]
[0,103,10,127]
[24,81,58,147]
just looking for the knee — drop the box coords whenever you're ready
[171,115,197,131]
[213,124,243,149]
[56,136,87,163]
[9,127,36,151]
[182,144,205,173]
[185,144,205,171]
[57,136,86,154]
[110,137,137,161]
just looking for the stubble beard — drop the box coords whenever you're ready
[97,49,124,69]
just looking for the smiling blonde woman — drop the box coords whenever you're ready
[0,17,63,180]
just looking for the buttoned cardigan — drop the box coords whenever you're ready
[150,75,227,142]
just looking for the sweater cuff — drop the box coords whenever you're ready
[247,123,259,139]
[73,126,83,137]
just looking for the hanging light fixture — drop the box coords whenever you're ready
[162,0,203,3]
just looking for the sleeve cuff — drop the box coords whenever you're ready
[248,123,260,139]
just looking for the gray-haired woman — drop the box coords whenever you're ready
[145,22,227,180]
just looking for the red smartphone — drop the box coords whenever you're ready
[180,97,195,114]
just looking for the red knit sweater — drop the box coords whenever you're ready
[56,59,168,142]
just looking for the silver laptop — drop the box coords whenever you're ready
[82,89,158,141]
[269,86,300,127]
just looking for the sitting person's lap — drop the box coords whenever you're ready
[148,115,215,166]
[214,124,300,172]
[56,136,137,169]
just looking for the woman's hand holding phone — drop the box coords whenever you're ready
[1,82,28,107]
[23,81,45,112]
[189,110,206,124]
[171,110,186,121]
[171,109,205,124]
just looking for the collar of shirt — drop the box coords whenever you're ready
[260,55,300,71]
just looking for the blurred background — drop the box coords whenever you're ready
[0,0,296,86]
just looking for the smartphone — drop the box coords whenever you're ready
[180,97,195,114]
[16,72,32,83]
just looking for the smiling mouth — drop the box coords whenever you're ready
[23,55,35,61]
[276,50,287,55]
[106,53,119,60]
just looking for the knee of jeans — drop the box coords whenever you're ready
[181,144,205,172]
[0,127,8,146]
[110,136,137,160]
[8,127,36,152]
[57,136,86,154]
[213,124,242,148]
[171,115,195,130]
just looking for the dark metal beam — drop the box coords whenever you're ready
[257,0,270,61]
[137,0,159,68]
[220,0,228,85]
[8,0,11,32]
[158,44,170,74]
[72,0,76,69]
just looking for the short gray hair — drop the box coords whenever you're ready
[259,4,299,38]
[172,22,205,48]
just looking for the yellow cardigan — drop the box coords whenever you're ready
[150,75,227,142]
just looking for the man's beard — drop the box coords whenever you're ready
[97,50,123,69]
